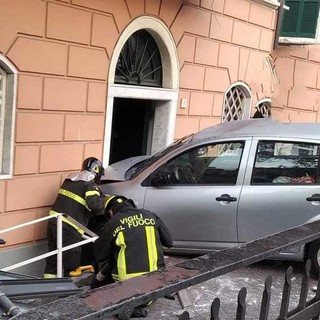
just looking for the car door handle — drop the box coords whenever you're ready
[215,194,237,202]
[306,194,320,202]
[0,239,6,245]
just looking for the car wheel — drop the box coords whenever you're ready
[307,239,320,278]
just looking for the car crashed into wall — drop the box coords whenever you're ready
[100,119,320,275]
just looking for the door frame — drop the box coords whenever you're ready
[104,85,178,165]
[103,16,179,167]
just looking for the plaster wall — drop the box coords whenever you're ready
[272,45,320,123]
[0,0,284,251]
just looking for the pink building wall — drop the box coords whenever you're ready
[272,45,320,123]
[0,0,317,249]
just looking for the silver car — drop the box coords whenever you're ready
[100,119,320,274]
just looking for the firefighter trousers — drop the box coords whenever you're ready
[44,220,82,277]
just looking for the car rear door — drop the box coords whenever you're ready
[143,138,252,251]
[237,138,320,243]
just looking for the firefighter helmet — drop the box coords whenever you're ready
[104,195,135,214]
[82,157,105,183]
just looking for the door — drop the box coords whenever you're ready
[238,138,320,243]
[109,98,154,164]
[144,139,251,251]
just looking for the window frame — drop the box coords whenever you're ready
[251,139,320,185]
[0,55,17,179]
[115,29,163,88]
[158,140,245,186]
[0,67,7,172]
[253,98,272,118]
[251,0,280,8]
[279,0,320,44]
[222,82,252,123]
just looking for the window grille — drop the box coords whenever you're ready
[222,86,247,122]
[0,67,6,172]
[115,29,162,87]
[280,0,320,38]
[253,100,272,118]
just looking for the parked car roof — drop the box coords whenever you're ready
[192,119,320,142]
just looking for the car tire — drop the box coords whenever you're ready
[307,239,320,278]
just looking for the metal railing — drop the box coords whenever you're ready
[0,213,98,278]
[11,220,320,320]
[178,259,320,320]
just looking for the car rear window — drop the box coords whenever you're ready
[252,141,320,184]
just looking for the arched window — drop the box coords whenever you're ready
[115,29,162,87]
[222,83,252,122]
[253,99,272,118]
[0,56,16,178]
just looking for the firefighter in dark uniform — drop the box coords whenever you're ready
[43,157,107,278]
[90,195,173,319]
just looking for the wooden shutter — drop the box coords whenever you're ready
[280,0,320,38]
[281,0,301,35]
[300,1,320,37]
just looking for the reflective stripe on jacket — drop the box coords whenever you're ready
[94,206,173,282]
[49,210,85,235]
[49,175,106,232]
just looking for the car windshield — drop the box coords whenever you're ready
[129,133,194,179]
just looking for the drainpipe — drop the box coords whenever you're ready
[0,290,21,317]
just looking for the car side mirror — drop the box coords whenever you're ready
[0,239,6,245]
[150,172,173,186]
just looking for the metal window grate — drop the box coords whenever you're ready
[115,29,162,87]
[256,101,271,118]
[0,67,6,172]
[222,86,246,122]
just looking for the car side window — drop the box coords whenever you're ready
[252,141,320,185]
[161,141,245,185]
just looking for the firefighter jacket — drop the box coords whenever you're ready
[49,171,106,234]
[94,205,173,282]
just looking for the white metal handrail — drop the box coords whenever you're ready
[0,213,98,278]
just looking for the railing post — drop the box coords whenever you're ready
[179,311,190,320]
[279,266,293,319]
[56,213,63,278]
[236,287,247,320]
[298,259,311,311]
[210,298,221,320]
[259,275,272,320]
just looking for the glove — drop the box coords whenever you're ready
[90,276,105,289]
[90,271,106,289]
[90,271,113,289]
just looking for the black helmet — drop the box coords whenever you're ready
[82,157,104,183]
[105,195,135,214]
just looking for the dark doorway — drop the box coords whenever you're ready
[109,98,154,164]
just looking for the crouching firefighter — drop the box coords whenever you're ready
[91,195,173,319]
[44,157,108,278]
